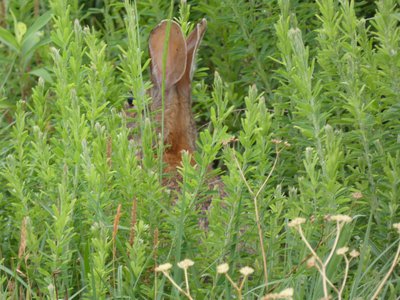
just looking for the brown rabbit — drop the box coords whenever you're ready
[148,19,207,174]
[146,19,222,225]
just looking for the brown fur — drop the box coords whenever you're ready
[149,19,207,173]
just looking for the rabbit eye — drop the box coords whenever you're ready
[127,96,134,106]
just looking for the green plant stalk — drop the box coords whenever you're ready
[0,55,17,90]
[335,2,379,296]
[370,239,400,300]
[295,223,341,298]
[227,0,271,94]
[234,145,283,291]
[159,0,174,183]
[339,255,351,298]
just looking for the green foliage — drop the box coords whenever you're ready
[0,0,399,299]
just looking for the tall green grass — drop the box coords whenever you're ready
[0,0,399,299]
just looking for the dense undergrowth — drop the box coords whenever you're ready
[0,0,399,299]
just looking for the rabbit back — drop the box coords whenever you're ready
[149,19,207,172]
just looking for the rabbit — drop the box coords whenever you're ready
[148,18,207,175]
[125,18,220,200]
[125,18,223,228]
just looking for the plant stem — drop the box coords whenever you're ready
[233,146,282,290]
[324,221,342,266]
[239,275,248,291]
[0,55,17,91]
[225,273,241,300]
[339,256,351,299]
[183,268,190,296]
[297,225,328,297]
[370,240,400,300]
[297,224,340,297]
[159,1,174,182]
[162,271,193,300]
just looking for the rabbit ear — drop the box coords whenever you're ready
[149,20,187,89]
[180,18,207,86]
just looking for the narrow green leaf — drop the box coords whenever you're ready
[0,27,19,52]
[29,67,54,84]
[23,11,53,43]
[22,35,50,57]
[20,37,51,69]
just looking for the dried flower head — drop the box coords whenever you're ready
[47,283,55,294]
[351,192,363,199]
[284,141,291,148]
[222,136,238,145]
[329,215,352,223]
[336,247,349,256]
[38,77,45,87]
[350,249,360,258]
[240,266,254,276]
[155,263,172,272]
[263,287,294,299]
[307,257,316,268]
[272,139,282,145]
[279,288,294,297]
[217,263,229,274]
[393,223,400,234]
[177,259,194,269]
[288,217,306,228]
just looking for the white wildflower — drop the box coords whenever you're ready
[239,266,254,276]
[155,263,172,272]
[330,215,352,223]
[350,249,360,258]
[279,288,294,297]
[263,287,294,299]
[393,223,400,234]
[288,218,306,228]
[177,259,194,269]
[336,247,349,256]
[351,192,363,199]
[217,263,229,274]
[307,257,316,268]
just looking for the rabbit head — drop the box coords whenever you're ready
[149,18,207,172]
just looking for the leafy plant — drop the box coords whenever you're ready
[0,10,52,95]
[0,0,399,299]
